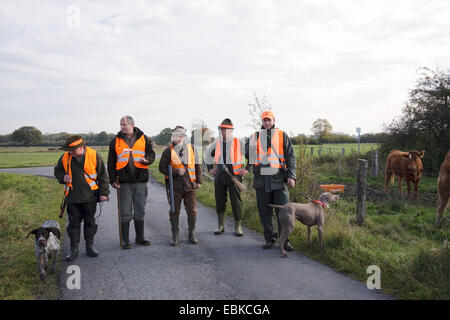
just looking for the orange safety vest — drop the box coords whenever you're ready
[214,138,243,175]
[62,147,99,196]
[168,144,196,182]
[115,135,148,170]
[253,129,285,168]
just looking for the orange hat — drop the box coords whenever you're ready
[261,110,274,121]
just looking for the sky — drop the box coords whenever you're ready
[1,0,449,139]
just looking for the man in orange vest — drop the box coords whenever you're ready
[246,110,297,251]
[107,116,155,249]
[206,118,248,236]
[54,135,109,261]
[159,126,202,246]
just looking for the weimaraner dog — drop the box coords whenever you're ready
[268,192,339,257]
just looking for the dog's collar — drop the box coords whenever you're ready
[313,200,327,208]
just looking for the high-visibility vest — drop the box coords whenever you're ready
[168,144,196,182]
[62,147,99,196]
[214,138,243,175]
[253,129,286,168]
[115,135,148,170]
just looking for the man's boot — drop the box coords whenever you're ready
[121,221,132,249]
[214,212,225,235]
[86,241,99,257]
[85,223,99,257]
[235,220,243,236]
[134,220,150,246]
[65,227,80,261]
[187,216,198,244]
[169,217,179,246]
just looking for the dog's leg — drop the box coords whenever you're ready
[49,251,58,274]
[318,226,324,250]
[279,208,294,258]
[37,254,46,281]
[307,226,311,247]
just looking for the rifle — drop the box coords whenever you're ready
[168,165,175,214]
[116,176,123,247]
[59,156,71,219]
[221,165,247,192]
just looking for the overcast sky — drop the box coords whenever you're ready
[1,0,449,139]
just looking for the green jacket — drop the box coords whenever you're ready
[245,126,296,192]
[54,148,110,203]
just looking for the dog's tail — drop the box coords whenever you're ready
[267,204,284,209]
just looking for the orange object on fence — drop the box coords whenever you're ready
[320,184,345,193]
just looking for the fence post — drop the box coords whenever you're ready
[338,155,342,177]
[319,146,322,157]
[311,147,314,157]
[372,150,379,177]
[356,159,368,225]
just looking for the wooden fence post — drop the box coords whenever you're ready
[356,159,368,225]
[372,150,379,177]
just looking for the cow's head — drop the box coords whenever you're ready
[402,150,425,176]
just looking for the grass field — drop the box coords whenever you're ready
[149,155,449,300]
[1,145,448,299]
[0,173,64,299]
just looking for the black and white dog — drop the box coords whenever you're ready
[27,220,61,281]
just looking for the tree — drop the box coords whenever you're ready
[96,131,110,145]
[12,126,42,146]
[383,67,450,172]
[155,128,173,146]
[311,119,332,144]
[248,92,272,131]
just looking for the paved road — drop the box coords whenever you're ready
[2,167,390,299]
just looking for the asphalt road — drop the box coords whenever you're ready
[1,166,390,300]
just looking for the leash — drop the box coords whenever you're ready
[297,191,326,208]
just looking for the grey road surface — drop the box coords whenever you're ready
[1,167,390,300]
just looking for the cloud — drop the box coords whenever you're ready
[0,0,449,139]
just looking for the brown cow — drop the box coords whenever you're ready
[384,150,425,198]
[436,154,450,227]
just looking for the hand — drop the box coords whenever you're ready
[63,175,72,183]
[197,183,202,189]
[112,181,120,189]
[99,195,108,202]
[177,168,186,176]
[139,158,149,165]
[287,178,296,188]
[209,168,217,176]
[239,168,248,176]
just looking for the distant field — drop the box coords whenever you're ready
[0,145,165,169]
[300,143,380,157]
[0,146,109,168]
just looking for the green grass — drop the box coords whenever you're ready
[150,156,449,300]
[0,146,109,168]
[0,173,65,299]
[300,143,379,158]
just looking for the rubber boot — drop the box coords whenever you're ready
[65,227,80,261]
[134,220,150,246]
[188,216,198,244]
[170,217,179,246]
[214,212,225,235]
[84,223,99,257]
[235,220,243,236]
[121,221,132,249]
[86,241,99,257]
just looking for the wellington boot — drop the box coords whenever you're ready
[121,222,132,249]
[170,217,179,246]
[188,216,198,244]
[234,220,243,237]
[134,220,150,246]
[214,212,225,235]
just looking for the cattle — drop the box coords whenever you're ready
[384,150,425,198]
[436,154,450,227]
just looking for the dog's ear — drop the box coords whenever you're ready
[46,227,61,239]
[26,229,38,238]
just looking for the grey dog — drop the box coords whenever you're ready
[268,192,340,257]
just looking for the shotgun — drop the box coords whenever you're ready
[116,176,123,247]
[168,165,175,214]
[59,155,71,219]
[222,165,247,192]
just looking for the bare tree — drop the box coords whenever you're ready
[248,92,272,131]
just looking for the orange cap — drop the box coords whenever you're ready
[261,110,274,121]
